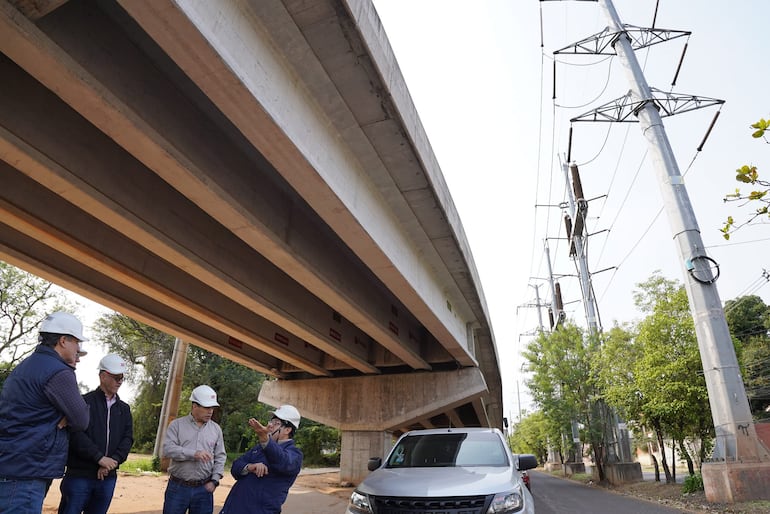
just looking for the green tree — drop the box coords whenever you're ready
[508,411,549,465]
[1,261,73,386]
[294,420,341,467]
[632,273,712,480]
[181,346,267,453]
[721,117,770,239]
[724,295,770,419]
[524,323,608,481]
[92,313,341,461]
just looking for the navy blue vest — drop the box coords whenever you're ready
[0,345,74,479]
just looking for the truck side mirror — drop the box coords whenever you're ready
[516,454,538,471]
[367,457,382,471]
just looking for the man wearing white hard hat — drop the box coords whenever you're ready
[58,354,134,514]
[162,385,226,514]
[0,312,90,513]
[219,405,304,514]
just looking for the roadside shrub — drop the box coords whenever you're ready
[682,473,704,493]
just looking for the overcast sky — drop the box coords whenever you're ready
[371,0,770,421]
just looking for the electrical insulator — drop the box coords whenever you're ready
[570,163,585,201]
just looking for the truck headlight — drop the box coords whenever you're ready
[487,485,525,513]
[347,490,373,514]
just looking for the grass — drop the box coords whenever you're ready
[121,454,160,476]
[120,453,247,476]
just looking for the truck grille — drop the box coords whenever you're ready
[372,495,490,514]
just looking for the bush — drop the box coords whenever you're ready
[682,473,704,493]
[295,422,340,467]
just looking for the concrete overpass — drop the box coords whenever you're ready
[0,0,503,482]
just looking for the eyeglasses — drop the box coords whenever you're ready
[103,371,124,383]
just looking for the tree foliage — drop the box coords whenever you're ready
[93,312,340,462]
[724,295,770,419]
[1,261,74,385]
[508,411,549,465]
[524,323,608,480]
[721,117,770,239]
[600,272,713,481]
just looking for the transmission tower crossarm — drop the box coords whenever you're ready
[570,89,724,123]
[554,24,690,56]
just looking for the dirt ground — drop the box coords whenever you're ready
[42,467,770,514]
[42,469,353,514]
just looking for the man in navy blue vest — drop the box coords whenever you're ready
[0,312,90,514]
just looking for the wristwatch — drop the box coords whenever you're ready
[210,478,220,487]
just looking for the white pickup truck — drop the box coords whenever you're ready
[345,427,538,514]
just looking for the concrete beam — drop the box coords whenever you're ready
[0,187,332,377]
[0,53,381,374]
[0,232,286,378]
[115,0,477,364]
[259,367,488,431]
[8,0,67,20]
[16,0,437,371]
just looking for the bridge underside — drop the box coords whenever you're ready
[0,0,503,460]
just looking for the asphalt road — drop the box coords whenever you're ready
[528,471,689,513]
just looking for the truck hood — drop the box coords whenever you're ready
[357,466,519,497]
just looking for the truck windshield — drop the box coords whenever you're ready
[385,432,509,468]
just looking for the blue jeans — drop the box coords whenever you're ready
[0,477,47,514]
[163,480,213,514]
[58,475,117,514]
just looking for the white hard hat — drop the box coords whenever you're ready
[40,311,88,342]
[190,385,219,407]
[99,353,126,374]
[271,405,301,429]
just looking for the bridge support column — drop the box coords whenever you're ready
[340,430,393,485]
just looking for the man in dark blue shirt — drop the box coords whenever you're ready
[219,405,303,514]
[0,312,90,514]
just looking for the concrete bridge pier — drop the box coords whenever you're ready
[259,367,490,484]
[340,430,393,485]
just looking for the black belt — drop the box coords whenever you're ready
[169,475,208,487]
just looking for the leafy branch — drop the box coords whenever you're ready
[720,118,770,239]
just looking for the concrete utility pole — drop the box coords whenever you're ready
[598,0,770,502]
[153,337,189,469]
[562,163,598,335]
[562,161,637,476]
[529,283,545,332]
[543,241,563,329]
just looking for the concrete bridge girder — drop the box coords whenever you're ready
[0,1,459,374]
[0,0,503,434]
